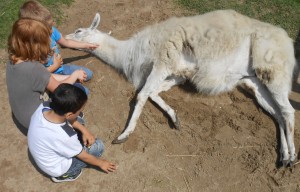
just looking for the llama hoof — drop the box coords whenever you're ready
[112,136,128,144]
[282,159,293,167]
[287,156,298,168]
[289,160,297,168]
[173,115,181,130]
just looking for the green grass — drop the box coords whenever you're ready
[175,0,300,40]
[1,0,299,48]
[0,0,73,48]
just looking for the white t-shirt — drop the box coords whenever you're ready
[28,103,83,177]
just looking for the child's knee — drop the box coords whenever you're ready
[85,70,93,81]
[88,138,104,157]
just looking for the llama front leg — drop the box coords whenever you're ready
[150,95,180,129]
[150,76,185,129]
[112,67,170,144]
[241,78,294,166]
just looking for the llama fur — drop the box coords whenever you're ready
[66,10,296,166]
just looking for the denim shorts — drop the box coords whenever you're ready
[62,64,93,81]
[74,83,90,96]
[63,139,104,176]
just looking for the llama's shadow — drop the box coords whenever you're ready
[291,80,300,110]
[178,81,198,93]
[63,53,93,64]
[294,28,300,76]
[291,28,300,110]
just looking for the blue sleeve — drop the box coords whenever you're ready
[48,27,64,74]
[51,27,62,42]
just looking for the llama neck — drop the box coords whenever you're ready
[92,35,130,71]
[92,33,151,89]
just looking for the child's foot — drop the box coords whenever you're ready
[51,170,82,183]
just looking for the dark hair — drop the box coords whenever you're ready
[50,84,88,116]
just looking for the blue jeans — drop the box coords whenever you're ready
[74,83,90,96]
[62,64,93,95]
[62,139,105,177]
[62,64,93,81]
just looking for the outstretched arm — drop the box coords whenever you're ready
[76,150,117,173]
[58,36,99,50]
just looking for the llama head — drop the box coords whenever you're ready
[65,13,110,44]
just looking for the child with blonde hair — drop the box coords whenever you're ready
[6,18,89,134]
[19,1,98,92]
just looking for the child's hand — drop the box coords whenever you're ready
[75,69,87,82]
[53,53,63,69]
[82,129,96,147]
[85,43,99,50]
[98,159,117,173]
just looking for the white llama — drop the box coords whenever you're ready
[66,10,297,166]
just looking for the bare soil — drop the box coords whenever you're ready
[1,0,300,191]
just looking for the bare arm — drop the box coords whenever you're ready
[46,75,60,92]
[46,70,87,92]
[76,150,117,173]
[52,74,69,81]
[47,53,63,73]
[58,36,99,50]
[60,69,87,84]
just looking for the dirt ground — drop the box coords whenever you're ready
[1,0,300,191]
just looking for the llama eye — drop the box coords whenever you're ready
[75,30,82,34]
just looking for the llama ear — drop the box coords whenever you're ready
[90,13,100,30]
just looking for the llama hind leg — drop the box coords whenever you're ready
[241,78,295,166]
[112,68,170,144]
[150,76,186,129]
[267,84,296,165]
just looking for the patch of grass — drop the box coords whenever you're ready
[0,0,73,48]
[175,0,300,40]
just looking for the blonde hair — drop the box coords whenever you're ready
[19,0,53,26]
[7,18,52,64]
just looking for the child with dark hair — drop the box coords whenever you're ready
[28,84,116,183]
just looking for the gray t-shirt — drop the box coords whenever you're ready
[6,60,51,128]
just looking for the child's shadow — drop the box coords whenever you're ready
[27,149,50,179]
[11,112,28,136]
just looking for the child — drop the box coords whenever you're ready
[28,83,117,183]
[6,18,87,129]
[19,1,98,82]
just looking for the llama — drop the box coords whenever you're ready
[66,10,296,166]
